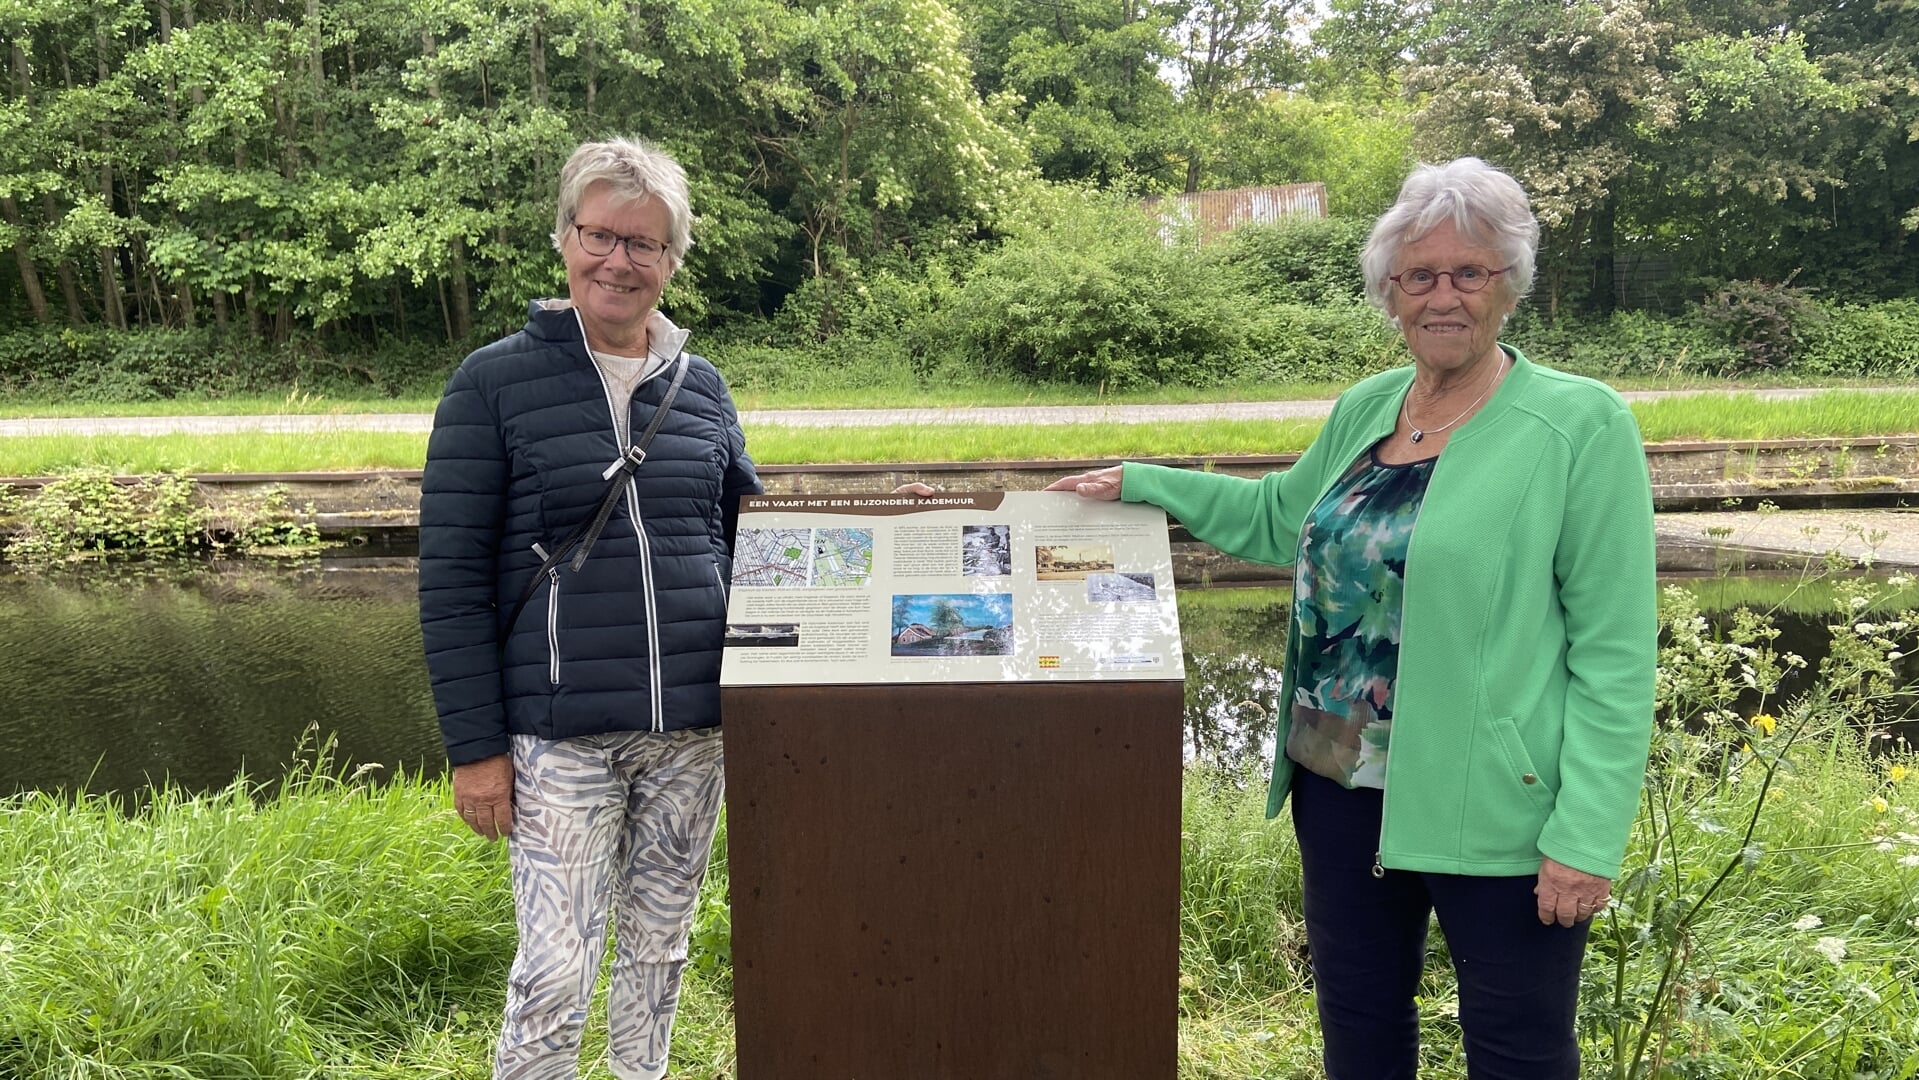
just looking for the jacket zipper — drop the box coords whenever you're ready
[545,565,561,685]
[529,544,560,690]
[532,543,560,685]
[577,308,666,732]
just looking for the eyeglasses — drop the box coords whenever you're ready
[570,220,668,267]
[1388,264,1510,296]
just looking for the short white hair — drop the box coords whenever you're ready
[552,137,693,266]
[1360,157,1539,311]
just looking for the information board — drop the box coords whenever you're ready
[720,490,1183,685]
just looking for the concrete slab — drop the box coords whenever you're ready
[1655,509,1919,571]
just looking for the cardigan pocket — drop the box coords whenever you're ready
[1490,715,1555,813]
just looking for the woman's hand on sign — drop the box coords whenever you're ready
[1044,466,1123,501]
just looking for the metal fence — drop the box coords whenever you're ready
[1142,183,1328,243]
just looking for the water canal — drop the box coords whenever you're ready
[1,559,1913,796]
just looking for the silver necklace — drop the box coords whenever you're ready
[1402,354,1507,443]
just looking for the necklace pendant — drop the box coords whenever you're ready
[1409,429,1424,443]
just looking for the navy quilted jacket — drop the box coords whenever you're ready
[419,302,762,766]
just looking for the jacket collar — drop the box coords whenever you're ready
[524,300,693,362]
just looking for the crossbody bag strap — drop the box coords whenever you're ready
[497,349,693,653]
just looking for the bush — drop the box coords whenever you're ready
[1695,277,1826,373]
[1239,302,1405,383]
[1508,309,1740,377]
[0,327,461,401]
[1216,216,1371,306]
[939,192,1263,389]
[1797,299,1919,378]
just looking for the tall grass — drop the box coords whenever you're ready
[1,390,1917,476]
[0,740,736,1079]
[0,432,436,477]
[1632,390,1919,442]
[5,709,1913,1078]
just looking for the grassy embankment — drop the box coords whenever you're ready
[1,390,1917,476]
[4,582,1916,1079]
[2,371,1911,420]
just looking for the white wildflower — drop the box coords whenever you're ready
[1813,937,1848,963]
[1792,913,1823,931]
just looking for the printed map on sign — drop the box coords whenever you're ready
[734,527,874,587]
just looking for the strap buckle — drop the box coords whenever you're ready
[601,445,647,480]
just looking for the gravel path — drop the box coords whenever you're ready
[0,386,1881,438]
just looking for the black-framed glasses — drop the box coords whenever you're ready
[1388,264,1510,296]
[570,220,668,267]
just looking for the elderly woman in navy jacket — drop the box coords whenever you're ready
[419,137,760,1080]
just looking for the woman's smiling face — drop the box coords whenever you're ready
[1384,219,1518,374]
[561,181,674,352]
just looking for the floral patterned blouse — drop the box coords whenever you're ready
[1285,444,1435,789]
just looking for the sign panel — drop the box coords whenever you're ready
[720,491,1183,686]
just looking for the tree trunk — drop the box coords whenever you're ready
[1,196,51,323]
[1589,194,1617,318]
[245,272,262,337]
[448,240,472,342]
[96,20,128,330]
[585,38,597,115]
[306,0,324,93]
[43,194,85,324]
[529,20,547,108]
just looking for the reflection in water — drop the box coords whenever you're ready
[0,562,442,798]
[0,568,1909,796]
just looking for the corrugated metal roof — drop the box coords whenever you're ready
[1142,183,1328,242]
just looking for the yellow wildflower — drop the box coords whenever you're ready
[1872,796,1890,814]
[1892,764,1909,784]
[1752,713,1777,736]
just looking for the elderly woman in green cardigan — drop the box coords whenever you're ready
[1049,157,1655,1080]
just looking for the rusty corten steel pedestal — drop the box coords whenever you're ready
[723,681,1183,1080]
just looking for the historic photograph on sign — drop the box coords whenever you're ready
[1085,571,1157,603]
[725,623,801,648]
[890,593,1014,657]
[961,524,1012,577]
[1034,543,1114,580]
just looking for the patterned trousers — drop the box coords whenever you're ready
[496,727,726,1080]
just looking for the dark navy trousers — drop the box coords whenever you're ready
[1289,765,1592,1080]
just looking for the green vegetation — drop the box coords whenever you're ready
[1630,391,1919,443]
[0,468,318,560]
[3,577,1914,1078]
[2,392,1916,479]
[0,431,438,478]
[2,2,1915,403]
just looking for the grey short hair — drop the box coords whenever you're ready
[552,137,693,266]
[1360,157,1539,311]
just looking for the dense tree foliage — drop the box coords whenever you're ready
[0,0,1912,371]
